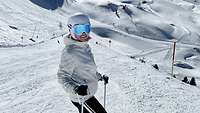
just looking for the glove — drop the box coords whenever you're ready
[96,72,103,81]
[103,75,109,84]
[74,85,88,96]
[96,72,109,84]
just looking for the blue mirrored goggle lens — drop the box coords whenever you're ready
[72,24,91,35]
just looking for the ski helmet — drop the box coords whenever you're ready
[67,14,90,28]
[67,14,91,40]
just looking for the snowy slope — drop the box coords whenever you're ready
[1,32,200,113]
[0,0,67,46]
[1,0,200,113]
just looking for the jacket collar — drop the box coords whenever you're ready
[64,34,88,47]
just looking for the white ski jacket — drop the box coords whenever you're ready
[57,35,101,102]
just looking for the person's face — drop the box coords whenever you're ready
[75,32,91,42]
[70,24,91,42]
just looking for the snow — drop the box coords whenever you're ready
[1,0,200,113]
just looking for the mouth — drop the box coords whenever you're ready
[74,32,90,41]
[80,35,87,38]
[80,33,88,38]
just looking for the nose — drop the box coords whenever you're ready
[81,32,87,36]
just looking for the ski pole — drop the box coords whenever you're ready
[104,83,107,108]
[77,94,84,113]
[81,98,84,113]
[103,75,109,109]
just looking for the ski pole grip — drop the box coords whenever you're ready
[103,75,109,84]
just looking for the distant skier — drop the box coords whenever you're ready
[57,14,108,113]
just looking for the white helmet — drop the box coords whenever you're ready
[67,13,90,29]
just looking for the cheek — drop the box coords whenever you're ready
[71,34,77,39]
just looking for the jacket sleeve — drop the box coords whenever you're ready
[57,49,79,93]
[87,46,102,81]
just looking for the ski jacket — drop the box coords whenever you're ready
[57,35,101,102]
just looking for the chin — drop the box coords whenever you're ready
[80,36,87,38]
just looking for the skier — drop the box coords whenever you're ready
[57,13,108,113]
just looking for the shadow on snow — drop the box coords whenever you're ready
[30,0,64,10]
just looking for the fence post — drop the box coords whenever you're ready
[171,40,176,77]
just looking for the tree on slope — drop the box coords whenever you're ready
[189,77,197,86]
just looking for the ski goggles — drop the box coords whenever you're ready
[72,24,91,35]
